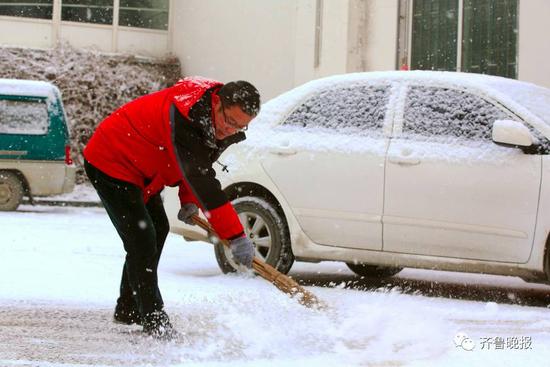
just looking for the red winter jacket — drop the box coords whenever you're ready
[84,77,244,239]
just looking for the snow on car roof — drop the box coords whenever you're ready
[256,71,550,138]
[485,77,550,131]
[0,78,59,99]
[233,71,548,166]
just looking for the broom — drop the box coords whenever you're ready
[191,214,325,309]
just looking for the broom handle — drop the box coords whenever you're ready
[191,215,231,247]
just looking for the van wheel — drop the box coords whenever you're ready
[214,196,294,274]
[346,262,402,278]
[0,171,24,211]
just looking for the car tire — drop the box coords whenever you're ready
[346,262,402,278]
[0,171,24,211]
[214,196,294,274]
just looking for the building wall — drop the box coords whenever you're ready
[1,0,548,98]
[362,0,399,71]
[518,0,550,88]
[170,0,298,102]
[0,17,53,49]
[346,0,399,73]
[170,0,359,101]
[170,0,397,100]
[316,1,350,77]
[292,0,318,86]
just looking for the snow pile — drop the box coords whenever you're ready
[0,44,181,182]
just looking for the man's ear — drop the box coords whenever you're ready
[211,93,221,110]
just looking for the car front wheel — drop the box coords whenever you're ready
[0,171,24,211]
[346,262,402,278]
[214,196,294,274]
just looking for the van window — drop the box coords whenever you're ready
[0,99,49,135]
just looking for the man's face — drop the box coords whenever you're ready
[214,102,254,140]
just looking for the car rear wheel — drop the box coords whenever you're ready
[214,196,294,274]
[346,262,402,278]
[0,171,24,211]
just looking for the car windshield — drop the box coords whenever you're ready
[486,78,550,127]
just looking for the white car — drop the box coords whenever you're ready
[166,71,550,283]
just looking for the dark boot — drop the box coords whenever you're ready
[142,310,176,340]
[113,302,142,325]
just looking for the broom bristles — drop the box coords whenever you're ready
[251,258,324,308]
[192,215,325,309]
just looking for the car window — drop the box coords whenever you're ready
[403,86,509,141]
[0,98,49,135]
[283,84,390,136]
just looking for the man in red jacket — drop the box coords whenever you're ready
[83,77,260,339]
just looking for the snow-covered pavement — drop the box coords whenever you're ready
[1,205,549,366]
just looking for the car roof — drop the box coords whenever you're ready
[284,70,542,93]
[0,78,60,99]
[258,70,550,139]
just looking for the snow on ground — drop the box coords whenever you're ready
[1,205,550,366]
[36,183,101,203]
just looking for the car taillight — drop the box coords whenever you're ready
[65,145,73,165]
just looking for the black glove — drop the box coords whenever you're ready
[177,203,199,225]
[229,235,255,268]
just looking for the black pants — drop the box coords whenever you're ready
[84,160,169,317]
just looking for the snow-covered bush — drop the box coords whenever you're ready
[0,44,181,182]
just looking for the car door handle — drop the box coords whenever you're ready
[388,156,421,166]
[269,147,297,156]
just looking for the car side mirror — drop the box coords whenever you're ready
[492,120,534,147]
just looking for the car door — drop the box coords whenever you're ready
[383,84,542,263]
[260,82,395,250]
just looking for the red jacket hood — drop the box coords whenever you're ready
[172,77,223,118]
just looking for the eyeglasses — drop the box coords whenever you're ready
[221,103,248,133]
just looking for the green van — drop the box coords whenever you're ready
[0,79,75,211]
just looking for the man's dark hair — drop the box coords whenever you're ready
[218,81,261,116]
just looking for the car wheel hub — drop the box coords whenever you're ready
[0,183,12,204]
[224,210,273,268]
